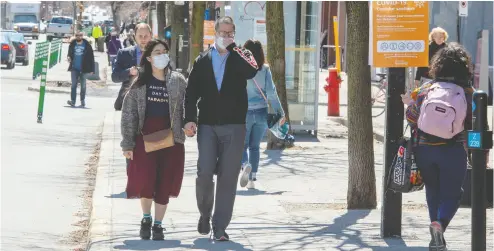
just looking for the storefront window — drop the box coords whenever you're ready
[231,1,320,131]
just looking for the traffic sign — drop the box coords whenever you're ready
[459,1,468,17]
[370,1,429,67]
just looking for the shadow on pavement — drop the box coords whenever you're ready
[192,237,253,251]
[250,210,427,250]
[114,239,190,250]
[236,189,286,196]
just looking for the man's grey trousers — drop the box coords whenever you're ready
[196,124,246,230]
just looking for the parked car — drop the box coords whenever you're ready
[46,16,74,41]
[9,32,31,66]
[1,33,16,69]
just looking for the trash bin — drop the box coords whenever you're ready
[97,37,105,52]
[86,62,100,81]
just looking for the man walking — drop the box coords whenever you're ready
[92,23,103,51]
[67,31,94,108]
[184,16,258,241]
[112,23,152,111]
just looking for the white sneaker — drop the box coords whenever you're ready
[246,180,255,189]
[239,163,252,188]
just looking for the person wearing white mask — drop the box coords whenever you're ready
[121,39,188,241]
[184,16,258,241]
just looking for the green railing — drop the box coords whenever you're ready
[32,41,50,80]
[49,39,62,68]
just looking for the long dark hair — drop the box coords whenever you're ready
[131,39,170,88]
[244,39,265,71]
[429,42,472,87]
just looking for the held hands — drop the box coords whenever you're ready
[123,150,133,160]
[183,122,197,137]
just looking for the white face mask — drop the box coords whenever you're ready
[151,54,169,69]
[215,36,226,50]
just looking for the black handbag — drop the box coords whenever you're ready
[387,127,424,193]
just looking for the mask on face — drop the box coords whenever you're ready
[111,32,117,37]
[151,54,169,69]
[215,36,226,50]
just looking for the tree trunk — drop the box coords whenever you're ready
[265,2,291,150]
[345,2,376,209]
[189,1,205,71]
[157,1,166,39]
[170,2,186,71]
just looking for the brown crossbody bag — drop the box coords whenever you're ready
[141,87,178,153]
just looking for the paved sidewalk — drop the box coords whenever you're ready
[87,107,492,250]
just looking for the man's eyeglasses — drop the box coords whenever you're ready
[217,31,235,38]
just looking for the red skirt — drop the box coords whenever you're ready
[126,116,185,205]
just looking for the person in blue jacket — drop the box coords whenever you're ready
[239,39,285,190]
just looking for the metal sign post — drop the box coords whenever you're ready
[467,90,493,251]
[33,41,50,123]
[37,60,48,124]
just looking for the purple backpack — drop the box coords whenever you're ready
[417,82,467,139]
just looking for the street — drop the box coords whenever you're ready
[1,34,115,250]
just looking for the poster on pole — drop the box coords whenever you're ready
[203,20,215,51]
[369,1,429,68]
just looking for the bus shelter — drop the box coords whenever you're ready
[231,1,321,135]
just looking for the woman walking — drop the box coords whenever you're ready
[121,39,188,240]
[239,39,285,189]
[106,29,122,67]
[414,27,448,87]
[403,42,473,251]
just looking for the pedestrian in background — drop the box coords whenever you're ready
[240,39,285,189]
[120,39,187,241]
[123,29,136,48]
[66,31,94,108]
[403,42,473,251]
[414,27,448,88]
[184,16,258,241]
[91,23,103,51]
[106,28,122,67]
[113,23,152,111]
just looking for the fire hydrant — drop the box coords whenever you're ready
[324,68,342,116]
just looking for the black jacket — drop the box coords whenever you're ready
[112,45,139,110]
[67,39,95,73]
[185,43,259,125]
[415,42,447,81]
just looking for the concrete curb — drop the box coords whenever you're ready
[330,116,385,143]
[86,111,118,251]
[27,86,71,94]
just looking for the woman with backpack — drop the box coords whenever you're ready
[238,39,285,189]
[402,42,473,251]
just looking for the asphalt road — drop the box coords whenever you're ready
[1,34,116,250]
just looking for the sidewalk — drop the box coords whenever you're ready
[87,107,492,250]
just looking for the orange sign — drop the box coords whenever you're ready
[371,1,429,67]
[203,21,215,51]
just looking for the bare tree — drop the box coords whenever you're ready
[345,2,377,209]
[189,1,205,70]
[265,2,291,150]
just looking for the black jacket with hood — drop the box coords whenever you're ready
[67,39,95,73]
